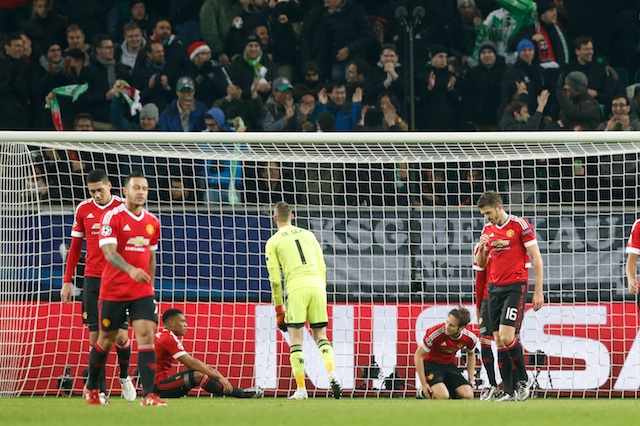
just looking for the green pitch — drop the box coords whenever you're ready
[1,397,636,426]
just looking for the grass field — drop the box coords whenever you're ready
[1,396,637,426]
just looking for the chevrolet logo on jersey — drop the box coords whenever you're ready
[127,236,150,247]
[491,239,510,248]
[126,236,150,252]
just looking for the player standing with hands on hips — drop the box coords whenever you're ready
[475,191,544,401]
[85,172,165,406]
[61,169,136,403]
[265,201,341,400]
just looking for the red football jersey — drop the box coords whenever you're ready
[626,219,640,255]
[155,329,188,383]
[481,214,537,285]
[420,322,478,364]
[67,196,123,279]
[98,205,160,301]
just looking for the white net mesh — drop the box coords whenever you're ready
[1,131,639,398]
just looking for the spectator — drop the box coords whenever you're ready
[498,38,550,122]
[315,111,335,132]
[159,76,207,132]
[556,71,601,130]
[42,48,85,130]
[363,43,406,108]
[448,0,483,67]
[111,85,160,131]
[65,24,92,66]
[20,0,68,50]
[186,41,229,107]
[559,36,612,107]
[345,58,367,95]
[200,0,243,67]
[115,22,145,75]
[203,108,244,204]
[132,40,173,112]
[29,40,65,129]
[598,96,640,131]
[499,90,549,131]
[293,60,323,98]
[77,34,124,129]
[128,1,155,38]
[297,91,316,130]
[421,168,447,206]
[149,18,190,87]
[0,33,30,129]
[227,33,277,101]
[462,40,506,131]
[415,45,461,131]
[169,0,204,47]
[472,0,536,66]
[509,0,569,84]
[300,0,375,82]
[213,80,263,131]
[378,91,408,131]
[258,77,302,131]
[310,83,362,131]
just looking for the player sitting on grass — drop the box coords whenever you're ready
[154,308,264,398]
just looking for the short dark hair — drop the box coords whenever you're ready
[124,171,146,187]
[63,47,85,62]
[3,33,22,47]
[162,308,183,324]
[349,59,369,76]
[477,190,503,209]
[123,22,141,34]
[448,306,471,327]
[87,169,108,184]
[145,39,162,54]
[505,100,527,117]
[612,95,629,106]
[66,23,84,35]
[380,43,398,55]
[316,111,335,131]
[574,36,593,50]
[74,113,94,128]
[93,34,112,49]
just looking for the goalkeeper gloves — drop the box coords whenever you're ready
[275,304,287,332]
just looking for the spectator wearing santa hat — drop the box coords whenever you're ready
[185,41,229,107]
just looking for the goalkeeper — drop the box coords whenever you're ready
[265,201,341,400]
[154,309,263,398]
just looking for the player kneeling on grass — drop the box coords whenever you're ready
[414,307,478,400]
[155,309,264,398]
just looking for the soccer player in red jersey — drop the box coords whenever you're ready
[85,172,165,406]
[625,218,640,294]
[414,306,477,400]
[61,169,135,402]
[154,309,264,399]
[473,243,499,401]
[476,191,544,401]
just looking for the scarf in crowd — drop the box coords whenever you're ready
[49,84,88,131]
[98,57,117,87]
[243,52,267,81]
[535,20,569,69]
[115,81,142,116]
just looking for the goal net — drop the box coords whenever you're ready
[1,131,640,398]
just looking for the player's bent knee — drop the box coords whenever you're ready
[193,371,203,383]
[456,385,474,399]
[430,384,450,400]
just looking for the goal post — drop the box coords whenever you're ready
[1,130,639,398]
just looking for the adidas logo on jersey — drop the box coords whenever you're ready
[123,224,131,231]
[87,213,94,218]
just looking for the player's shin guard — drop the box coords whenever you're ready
[87,343,109,390]
[289,344,306,389]
[115,339,132,379]
[505,338,528,381]
[317,339,335,374]
[497,346,513,395]
[480,337,497,387]
[137,345,156,397]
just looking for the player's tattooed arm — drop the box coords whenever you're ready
[102,244,133,273]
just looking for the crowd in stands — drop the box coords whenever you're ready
[4,0,640,206]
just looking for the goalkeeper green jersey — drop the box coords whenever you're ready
[265,224,326,306]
